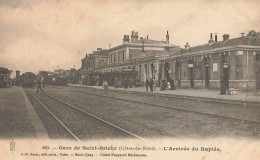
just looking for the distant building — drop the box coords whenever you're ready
[79,48,108,85]
[54,69,66,76]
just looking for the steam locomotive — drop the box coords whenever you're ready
[19,72,36,87]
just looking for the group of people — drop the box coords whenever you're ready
[160,77,176,91]
[146,77,176,92]
[145,77,156,92]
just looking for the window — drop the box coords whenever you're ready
[114,53,116,63]
[122,51,125,61]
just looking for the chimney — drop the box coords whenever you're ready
[123,35,130,44]
[215,33,218,42]
[241,33,245,37]
[147,35,149,39]
[109,44,111,49]
[131,30,138,42]
[223,34,230,41]
[166,31,169,44]
[185,42,190,50]
[97,48,102,51]
[208,33,214,43]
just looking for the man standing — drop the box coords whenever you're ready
[169,77,175,90]
[149,78,154,92]
[160,79,166,91]
[36,78,44,94]
[145,78,149,91]
[40,76,45,88]
[153,77,156,91]
[103,80,109,93]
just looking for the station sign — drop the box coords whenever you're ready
[188,64,193,68]
[223,63,229,68]
[213,63,218,72]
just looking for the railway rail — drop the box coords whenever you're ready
[27,90,145,141]
[48,87,260,125]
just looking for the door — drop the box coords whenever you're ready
[190,67,194,88]
[175,61,181,87]
[159,64,162,87]
[223,67,229,90]
[165,62,170,82]
[256,54,260,91]
[204,56,210,88]
[205,66,210,88]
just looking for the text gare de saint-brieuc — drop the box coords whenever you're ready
[58,146,156,151]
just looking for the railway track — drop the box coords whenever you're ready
[68,85,260,107]
[27,90,145,141]
[48,88,260,125]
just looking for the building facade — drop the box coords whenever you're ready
[79,30,260,92]
[160,33,260,91]
[94,30,179,86]
[79,48,108,85]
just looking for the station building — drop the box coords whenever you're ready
[79,30,260,92]
[94,30,179,86]
[159,33,260,91]
[79,48,108,85]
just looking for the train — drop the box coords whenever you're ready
[44,74,68,86]
[38,71,68,86]
[18,72,68,87]
[19,72,36,87]
[0,67,11,88]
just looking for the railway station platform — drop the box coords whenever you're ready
[69,84,260,104]
[0,86,48,139]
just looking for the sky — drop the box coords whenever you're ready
[0,0,260,75]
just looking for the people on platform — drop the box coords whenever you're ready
[149,78,154,92]
[103,80,109,93]
[114,78,119,88]
[36,78,44,94]
[145,78,149,91]
[167,81,170,89]
[124,78,129,89]
[160,79,166,91]
[40,76,45,88]
[169,77,176,90]
[153,77,156,91]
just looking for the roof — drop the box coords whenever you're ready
[174,36,260,56]
[92,49,108,56]
[107,39,179,52]
[131,38,176,46]
[83,50,108,60]
[136,48,182,60]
